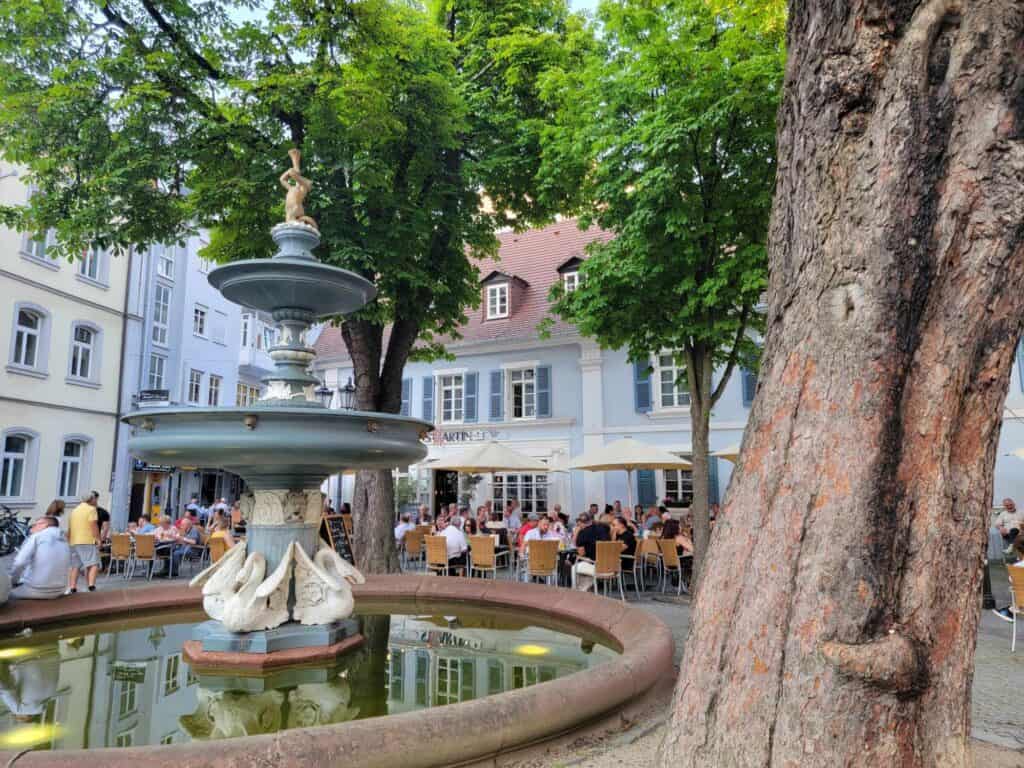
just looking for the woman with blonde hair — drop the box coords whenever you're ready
[208,517,235,548]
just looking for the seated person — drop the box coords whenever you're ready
[523,515,562,545]
[992,538,1024,622]
[662,519,694,554]
[393,512,415,546]
[611,516,637,567]
[208,518,235,548]
[9,516,71,600]
[516,514,540,554]
[135,515,157,535]
[170,518,202,577]
[440,516,468,575]
[571,513,610,591]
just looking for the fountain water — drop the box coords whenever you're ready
[123,154,430,663]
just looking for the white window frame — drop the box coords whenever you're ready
[192,304,208,338]
[148,353,166,390]
[8,303,51,377]
[563,271,579,293]
[492,472,548,516]
[654,351,691,411]
[67,322,101,385]
[21,231,59,270]
[187,370,203,404]
[115,730,134,748]
[156,245,175,280]
[439,374,465,424]
[163,653,181,696]
[12,309,41,368]
[151,283,171,347]
[1,429,39,503]
[78,247,101,281]
[241,314,252,348]
[57,437,92,501]
[662,466,694,507]
[507,367,537,420]
[118,680,137,717]
[208,374,222,406]
[486,283,509,320]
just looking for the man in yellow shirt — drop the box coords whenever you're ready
[67,491,101,593]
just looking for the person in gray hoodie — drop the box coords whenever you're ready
[9,515,71,600]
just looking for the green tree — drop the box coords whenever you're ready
[539,0,784,577]
[0,0,580,573]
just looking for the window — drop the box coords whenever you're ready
[58,440,84,499]
[656,353,690,409]
[198,257,212,273]
[486,283,509,319]
[193,305,207,337]
[24,231,57,265]
[388,649,404,700]
[148,354,166,390]
[208,375,222,406]
[211,310,227,345]
[436,657,475,705]
[487,660,504,695]
[563,271,579,292]
[152,283,170,346]
[188,370,202,404]
[664,468,694,507]
[115,731,134,748]
[440,374,464,423]
[156,245,175,279]
[241,314,252,348]
[512,665,557,689]
[414,651,430,707]
[492,473,547,515]
[163,653,181,696]
[69,325,94,379]
[118,681,137,717]
[509,368,536,419]
[1,435,28,498]
[79,248,101,281]
[263,326,277,351]
[236,383,260,406]
[12,310,41,367]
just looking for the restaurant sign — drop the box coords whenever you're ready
[423,428,500,445]
[111,661,147,683]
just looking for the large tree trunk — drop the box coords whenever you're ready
[685,345,715,584]
[662,2,1024,766]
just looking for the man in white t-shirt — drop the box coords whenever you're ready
[440,517,468,575]
[994,498,1021,543]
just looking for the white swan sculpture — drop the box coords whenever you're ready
[190,539,364,631]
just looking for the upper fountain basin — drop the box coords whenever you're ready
[123,407,431,490]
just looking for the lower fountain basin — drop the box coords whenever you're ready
[123,407,430,489]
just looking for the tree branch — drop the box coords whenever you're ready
[819,631,927,694]
[138,0,223,80]
[709,303,751,407]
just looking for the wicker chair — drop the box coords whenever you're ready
[1006,566,1024,652]
[131,534,167,580]
[525,539,559,586]
[658,539,687,595]
[425,535,451,576]
[593,541,625,601]
[468,535,507,579]
[402,528,426,571]
[106,534,132,578]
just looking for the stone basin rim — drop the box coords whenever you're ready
[122,406,434,429]
[0,576,675,768]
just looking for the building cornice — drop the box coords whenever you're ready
[0,268,140,321]
[0,395,118,418]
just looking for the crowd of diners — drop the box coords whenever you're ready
[394,498,714,591]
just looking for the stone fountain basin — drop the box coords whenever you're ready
[124,407,430,489]
[0,577,675,768]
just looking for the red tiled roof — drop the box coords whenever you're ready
[313,218,613,362]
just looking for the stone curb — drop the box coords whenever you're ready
[0,575,675,768]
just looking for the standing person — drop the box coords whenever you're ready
[440,516,468,575]
[66,492,101,594]
[506,501,523,534]
[208,518,235,549]
[9,514,71,600]
[94,497,111,542]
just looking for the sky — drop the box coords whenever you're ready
[571,0,599,11]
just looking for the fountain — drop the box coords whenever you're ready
[123,151,430,665]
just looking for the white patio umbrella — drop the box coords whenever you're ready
[568,437,692,509]
[711,444,742,463]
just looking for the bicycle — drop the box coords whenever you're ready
[0,505,31,557]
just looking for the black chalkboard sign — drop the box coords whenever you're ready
[321,514,353,563]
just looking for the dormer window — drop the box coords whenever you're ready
[563,271,579,293]
[486,283,509,319]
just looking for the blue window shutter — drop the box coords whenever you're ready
[400,378,412,416]
[536,365,552,418]
[708,457,720,505]
[637,470,657,506]
[633,361,652,413]
[741,368,757,407]
[464,372,478,422]
[422,376,434,421]
[489,370,504,421]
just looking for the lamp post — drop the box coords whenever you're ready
[340,377,356,410]
[314,384,334,408]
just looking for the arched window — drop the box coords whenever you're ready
[68,322,101,383]
[13,310,40,367]
[1,434,29,498]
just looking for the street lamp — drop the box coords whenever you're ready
[340,377,356,410]
[314,383,334,408]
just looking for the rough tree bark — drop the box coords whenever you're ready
[662,2,1024,766]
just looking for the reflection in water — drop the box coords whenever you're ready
[0,611,615,750]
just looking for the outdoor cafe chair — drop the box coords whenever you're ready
[1006,566,1024,652]
[402,529,426,571]
[636,537,662,591]
[468,535,504,579]
[658,539,688,596]
[130,534,166,580]
[525,539,559,586]
[425,535,452,577]
[106,534,132,579]
[593,541,626,602]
